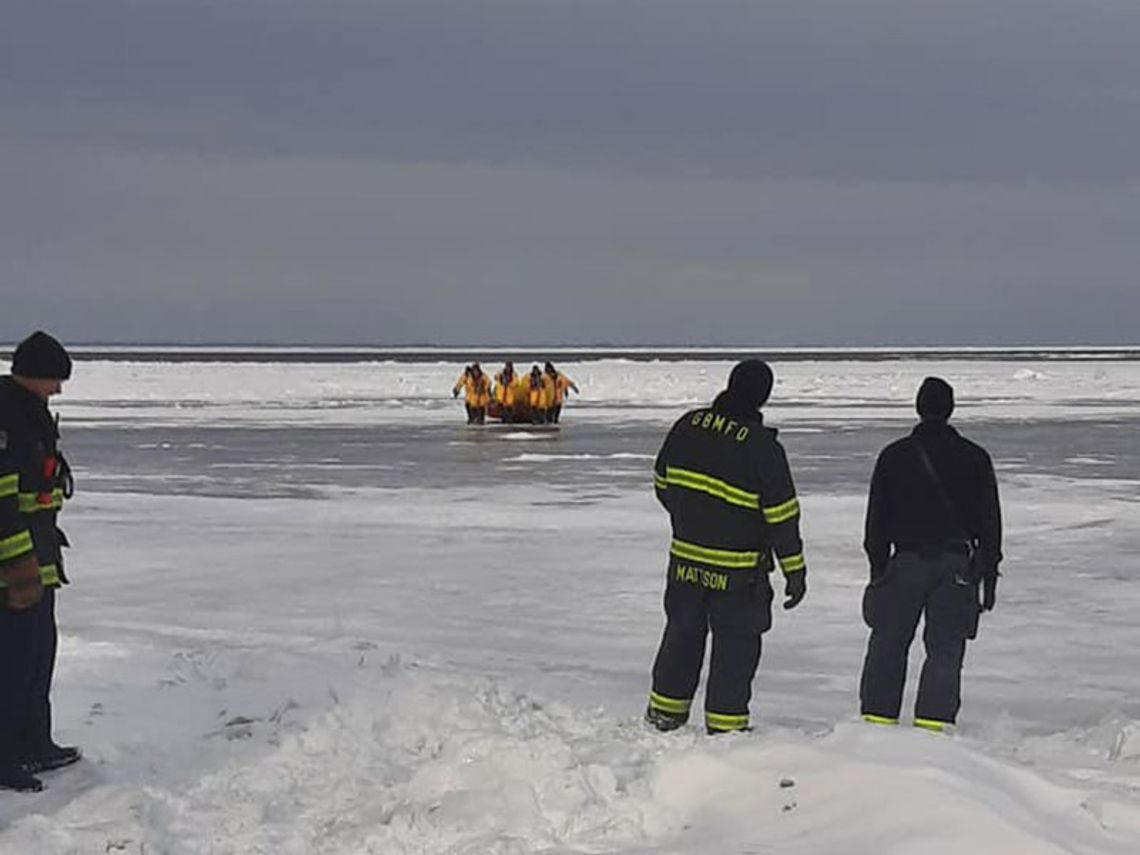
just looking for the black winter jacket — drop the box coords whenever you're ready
[864,420,1002,580]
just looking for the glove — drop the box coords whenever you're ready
[783,572,807,610]
[452,389,460,398]
[981,573,999,612]
[2,554,44,611]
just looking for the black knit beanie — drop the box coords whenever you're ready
[916,376,954,421]
[11,331,73,380]
[713,359,775,416]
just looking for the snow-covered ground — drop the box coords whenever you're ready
[58,356,1140,426]
[2,355,1139,853]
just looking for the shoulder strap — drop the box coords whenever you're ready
[914,439,972,543]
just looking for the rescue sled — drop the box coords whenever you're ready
[485,400,560,427]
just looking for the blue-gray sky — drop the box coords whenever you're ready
[3,0,1138,345]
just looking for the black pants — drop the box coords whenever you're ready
[859,551,978,724]
[651,577,772,727]
[0,587,58,763]
[464,405,486,424]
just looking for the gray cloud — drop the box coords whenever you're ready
[6,1,1139,181]
[2,1,1138,344]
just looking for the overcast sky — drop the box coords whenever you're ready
[3,0,1138,346]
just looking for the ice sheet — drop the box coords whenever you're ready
[1,355,1137,853]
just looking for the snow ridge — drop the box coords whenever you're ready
[6,658,1137,854]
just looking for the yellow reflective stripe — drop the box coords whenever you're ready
[0,562,59,588]
[653,472,668,490]
[38,563,60,586]
[670,539,760,569]
[0,473,19,499]
[779,552,806,574]
[863,714,899,726]
[17,490,63,513]
[706,712,749,731]
[664,467,759,510]
[649,692,691,715]
[914,718,949,733]
[762,496,800,524]
[0,530,34,562]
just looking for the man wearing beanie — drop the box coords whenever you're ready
[0,331,80,792]
[646,359,809,734]
[859,376,1003,732]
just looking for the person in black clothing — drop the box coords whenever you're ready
[646,360,808,734]
[859,377,1003,732]
[0,331,81,792]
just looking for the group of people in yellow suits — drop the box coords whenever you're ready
[452,361,579,425]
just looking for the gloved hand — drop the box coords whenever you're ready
[783,571,807,610]
[452,389,460,398]
[2,554,44,611]
[981,573,999,612]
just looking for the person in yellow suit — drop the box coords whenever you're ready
[525,365,552,424]
[494,362,520,421]
[452,363,492,424]
[544,362,579,424]
[540,367,557,420]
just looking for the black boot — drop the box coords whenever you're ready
[23,743,82,774]
[644,706,689,732]
[0,763,44,792]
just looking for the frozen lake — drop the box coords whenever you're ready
[2,354,1139,853]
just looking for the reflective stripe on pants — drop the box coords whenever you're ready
[650,577,770,727]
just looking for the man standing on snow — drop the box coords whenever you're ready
[859,377,1003,732]
[646,359,808,734]
[0,331,81,792]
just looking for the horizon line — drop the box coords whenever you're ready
[7,341,1140,351]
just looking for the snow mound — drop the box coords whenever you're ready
[1018,715,1140,765]
[5,660,1137,854]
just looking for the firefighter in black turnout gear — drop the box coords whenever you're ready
[0,332,81,792]
[859,377,1003,732]
[646,360,808,734]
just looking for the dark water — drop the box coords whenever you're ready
[62,415,1140,500]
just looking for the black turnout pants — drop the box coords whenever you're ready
[0,587,58,764]
[859,551,978,724]
[651,577,772,720]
